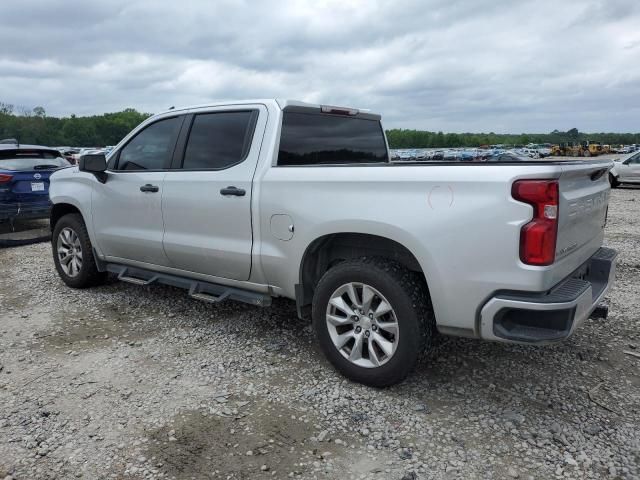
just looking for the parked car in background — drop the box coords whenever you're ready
[486,151,533,162]
[518,148,540,159]
[431,150,444,160]
[0,142,71,223]
[60,148,79,165]
[71,148,102,164]
[609,151,640,187]
[537,147,551,157]
[443,149,460,161]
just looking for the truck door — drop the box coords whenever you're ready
[161,105,267,281]
[92,115,184,266]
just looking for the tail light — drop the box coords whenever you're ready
[0,173,13,183]
[512,180,559,266]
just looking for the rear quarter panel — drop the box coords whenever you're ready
[256,163,566,334]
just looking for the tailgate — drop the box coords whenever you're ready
[556,161,612,263]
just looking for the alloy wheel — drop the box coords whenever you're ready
[57,227,83,277]
[325,282,399,368]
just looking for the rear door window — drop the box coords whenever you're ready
[278,112,388,166]
[181,111,257,170]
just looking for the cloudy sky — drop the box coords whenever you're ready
[1,0,639,132]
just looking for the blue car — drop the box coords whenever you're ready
[0,142,71,223]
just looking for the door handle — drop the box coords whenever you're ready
[220,186,246,197]
[140,184,159,193]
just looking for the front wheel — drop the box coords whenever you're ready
[52,213,107,288]
[609,173,620,188]
[312,258,435,387]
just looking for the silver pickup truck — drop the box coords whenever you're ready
[49,99,617,387]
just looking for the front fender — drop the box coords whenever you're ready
[49,168,100,255]
[609,164,620,177]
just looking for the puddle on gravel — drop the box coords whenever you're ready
[143,400,342,480]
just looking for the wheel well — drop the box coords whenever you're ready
[50,203,81,231]
[297,233,425,314]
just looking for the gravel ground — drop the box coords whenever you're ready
[0,186,639,480]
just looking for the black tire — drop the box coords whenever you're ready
[52,213,107,288]
[312,257,435,387]
[609,173,619,188]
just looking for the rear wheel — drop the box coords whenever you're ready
[52,213,106,288]
[312,258,435,387]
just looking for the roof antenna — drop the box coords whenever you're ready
[169,106,175,110]
[0,138,19,146]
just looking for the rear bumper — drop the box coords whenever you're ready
[479,247,617,344]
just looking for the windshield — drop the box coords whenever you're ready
[0,151,70,171]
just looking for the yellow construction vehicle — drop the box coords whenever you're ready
[552,143,580,156]
[551,141,603,157]
[581,141,603,157]
[551,144,565,156]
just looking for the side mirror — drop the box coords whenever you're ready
[79,153,107,183]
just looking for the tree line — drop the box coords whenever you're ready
[0,102,151,147]
[1,102,638,148]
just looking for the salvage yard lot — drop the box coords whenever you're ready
[1,187,639,480]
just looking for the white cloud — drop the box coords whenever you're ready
[0,0,638,132]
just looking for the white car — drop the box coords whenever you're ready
[72,148,101,164]
[537,147,551,158]
[519,148,540,159]
[610,151,640,187]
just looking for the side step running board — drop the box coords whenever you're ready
[106,264,271,307]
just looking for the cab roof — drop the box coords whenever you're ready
[153,99,379,120]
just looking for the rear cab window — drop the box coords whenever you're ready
[277,107,389,166]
